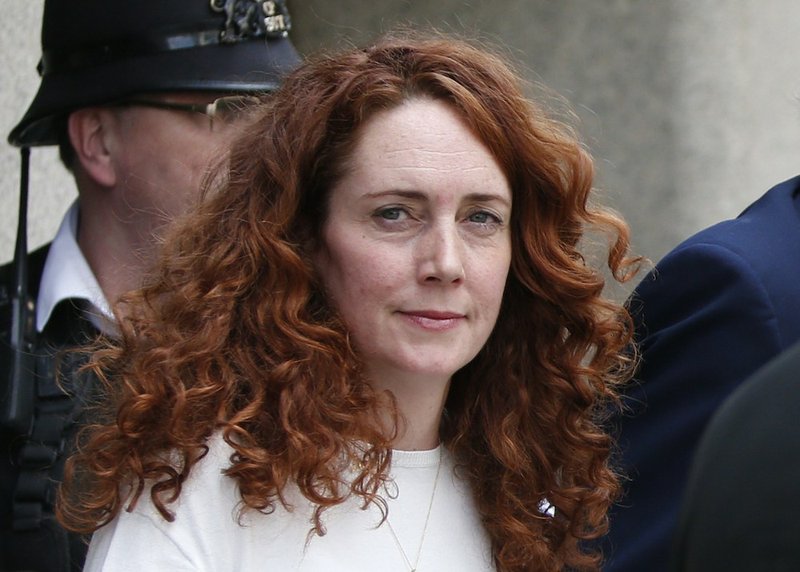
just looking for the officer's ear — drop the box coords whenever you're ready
[67,108,117,188]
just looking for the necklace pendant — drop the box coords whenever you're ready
[385,449,443,572]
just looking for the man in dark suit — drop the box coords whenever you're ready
[672,338,800,571]
[0,2,300,571]
[603,175,800,570]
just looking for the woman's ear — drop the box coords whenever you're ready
[67,108,118,188]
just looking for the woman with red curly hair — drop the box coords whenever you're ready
[62,32,640,572]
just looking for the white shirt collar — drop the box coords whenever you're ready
[36,201,114,334]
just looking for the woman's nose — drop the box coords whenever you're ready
[416,223,465,284]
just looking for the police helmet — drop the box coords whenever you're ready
[9,0,301,147]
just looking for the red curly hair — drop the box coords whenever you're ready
[59,32,640,571]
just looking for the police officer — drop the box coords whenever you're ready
[0,2,300,570]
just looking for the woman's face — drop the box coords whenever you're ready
[316,98,512,386]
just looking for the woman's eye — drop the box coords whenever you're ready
[376,207,406,221]
[468,210,501,225]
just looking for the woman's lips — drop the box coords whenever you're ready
[398,310,466,331]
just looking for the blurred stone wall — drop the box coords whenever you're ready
[3,0,800,282]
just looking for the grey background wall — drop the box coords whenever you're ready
[3,1,800,288]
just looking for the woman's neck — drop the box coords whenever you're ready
[370,370,451,451]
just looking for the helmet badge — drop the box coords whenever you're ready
[210,0,292,43]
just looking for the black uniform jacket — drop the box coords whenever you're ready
[0,244,99,572]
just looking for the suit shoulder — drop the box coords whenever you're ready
[671,177,800,258]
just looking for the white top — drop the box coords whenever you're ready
[36,201,114,334]
[84,435,495,571]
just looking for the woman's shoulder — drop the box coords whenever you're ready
[124,433,241,524]
[181,432,239,497]
[84,434,297,570]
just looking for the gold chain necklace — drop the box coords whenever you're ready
[384,449,443,572]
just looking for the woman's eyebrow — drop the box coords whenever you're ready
[362,190,510,207]
[463,192,511,208]
[363,189,426,200]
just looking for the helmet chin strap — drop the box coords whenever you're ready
[13,147,30,308]
[1,147,36,432]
